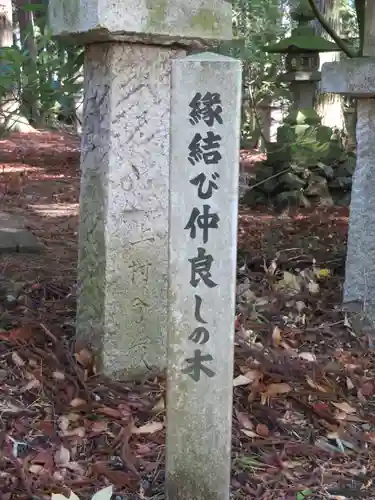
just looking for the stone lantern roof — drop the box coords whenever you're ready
[263,0,340,54]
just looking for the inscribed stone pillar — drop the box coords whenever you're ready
[48,0,232,379]
[166,53,242,500]
[346,9,375,314]
[321,4,375,327]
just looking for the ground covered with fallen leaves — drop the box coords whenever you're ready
[0,132,373,500]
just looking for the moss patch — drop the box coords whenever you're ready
[190,8,220,35]
[146,0,168,30]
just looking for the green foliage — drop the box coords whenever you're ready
[296,490,312,500]
[340,0,359,44]
[217,0,289,145]
[0,1,83,131]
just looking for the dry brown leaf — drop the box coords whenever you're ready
[233,374,253,387]
[299,352,316,362]
[357,389,367,403]
[256,423,269,437]
[262,383,292,398]
[63,426,86,438]
[4,171,25,194]
[32,450,54,468]
[275,271,301,292]
[52,371,65,381]
[364,432,375,443]
[308,281,320,295]
[8,326,34,341]
[272,326,281,346]
[29,464,44,475]
[132,421,163,435]
[296,300,306,312]
[342,414,363,423]
[54,445,70,467]
[92,464,137,488]
[280,341,297,354]
[361,382,375,396]
[67,412,81,422]
[58,416,70,432]
[332,401,356,414]
[241,429,258,438]
[20,378,41,393]
[96,406,122,418]
[75,348,93,368]
[306,376,328,392]
[66,461,85,475]
[235,410,253,430]
[346,377,355,390]
[12,352,25,367]
[243,369,262,383]
[69,398,86,408]
[91,420,108,434]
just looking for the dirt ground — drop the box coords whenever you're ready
[0,131,374,500]
[0,131,79,281]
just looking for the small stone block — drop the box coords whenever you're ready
[321,58,375,97]
[166,52,242,500]
[48,0,232,46]
[0,212,43,253]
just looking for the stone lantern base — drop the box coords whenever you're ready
[270,107,342,167]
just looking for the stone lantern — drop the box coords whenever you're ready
[239,0,350,209]
[264,0,340,118]
[262,0,342,166]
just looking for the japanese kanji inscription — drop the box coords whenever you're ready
[181,90,225,381]
[167,52,242,500]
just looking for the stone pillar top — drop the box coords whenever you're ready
[322,57,375,97]
[48,0,232,47]
[322,2,375,97]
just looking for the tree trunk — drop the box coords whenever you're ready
[0,0,34,133]
[16,0,39,124]
[313,0,345,132]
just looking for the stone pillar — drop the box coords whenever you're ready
[290,79,317,109]
[321,5,375,325]
[166,53,241,500]
[48,0,232,379]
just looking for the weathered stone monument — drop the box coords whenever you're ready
[321,4,375,328]
[48,0,233,378]
[166,52,241,500]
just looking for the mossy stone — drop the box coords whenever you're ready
[284,108,321,126]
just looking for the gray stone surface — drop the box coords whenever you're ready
[290,81,316,109]
[321,58,375,97]
[77,43,185,379]
[344,9,375,317]
[48,0,232,46]
[321,4,375,320]
[166,52,242,500]
[56,0,233,380]
[0,212,43,253]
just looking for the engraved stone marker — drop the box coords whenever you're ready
[48,0,232,379]
[166,53,242,500]
[321,5,375,326]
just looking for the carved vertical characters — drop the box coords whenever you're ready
[167,53,242,500]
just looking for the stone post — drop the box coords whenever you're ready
[166,53,242,500]
[48,1,232,379]
[321,6,375,326]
